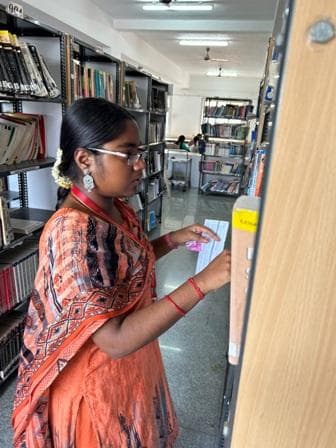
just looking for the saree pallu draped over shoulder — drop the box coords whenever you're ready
[12,200,178,448]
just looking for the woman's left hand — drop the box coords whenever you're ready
[169,224,220,246]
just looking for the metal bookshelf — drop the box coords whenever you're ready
[0,5,66,382]
[199,97,253,197]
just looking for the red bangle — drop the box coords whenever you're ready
[163,232,179,250]
[165,295,186,317]
[187,277,205,300]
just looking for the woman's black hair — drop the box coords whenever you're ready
[175,135,185,145]
[56,98,135,208]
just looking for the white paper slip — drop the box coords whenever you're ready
[195,219,229,274]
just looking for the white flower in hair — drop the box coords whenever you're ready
[51,148,73,189]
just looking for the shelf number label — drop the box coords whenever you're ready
[6,2,24,19]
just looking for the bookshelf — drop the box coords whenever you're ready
[200,98,253,196]
[0,5,64,383]
[147,79,168,232]
[120,63,150,229]
[223,0,336,447]
[244,37,277,197]
[120,64,168,232]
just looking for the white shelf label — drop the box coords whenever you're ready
[6,2,24,18]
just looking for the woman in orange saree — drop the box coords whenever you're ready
[12,98,231,447]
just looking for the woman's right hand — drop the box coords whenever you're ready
[194,250,231,295]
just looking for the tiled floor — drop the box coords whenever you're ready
[155,188,234,448]
[0,188,235,448]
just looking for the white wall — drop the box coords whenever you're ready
[168,95,203,139]
[188,75,260,104]
[167,76,260,138]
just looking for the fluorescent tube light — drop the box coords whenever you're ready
[143,5,213,11]
[140,0,213,2]
[180,40,229,46]
[207,71,238,77]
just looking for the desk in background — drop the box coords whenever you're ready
[165,149,201,188]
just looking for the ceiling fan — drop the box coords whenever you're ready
[203,47,229,62]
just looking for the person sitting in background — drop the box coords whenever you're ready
[176,134,190,151]
[189,134,201,152]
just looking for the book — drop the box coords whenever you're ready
[0,197,14,247]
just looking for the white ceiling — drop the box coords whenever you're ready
[92,0,278,78]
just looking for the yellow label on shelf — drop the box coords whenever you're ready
[233,209,259,233]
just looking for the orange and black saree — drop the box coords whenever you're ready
[12,203,178,447]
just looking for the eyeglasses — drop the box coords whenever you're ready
[87,147,145,166]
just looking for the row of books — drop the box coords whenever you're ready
[0,311,25,380]
[204,104,254,119]
[0,241,38,316]
[123,80,142,110]
[151,88,167,112]
[0,30,60,98]
[247,149,266,197]
[0,113,46,165]
[149,121,164,144]
[147,151,162,175]
[200,179,240,195]
[201,123,249,140]
[73,61,114,101]
[201,160,242,175]
[205,143,244,157]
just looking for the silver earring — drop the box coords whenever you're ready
[83,168,95,192]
